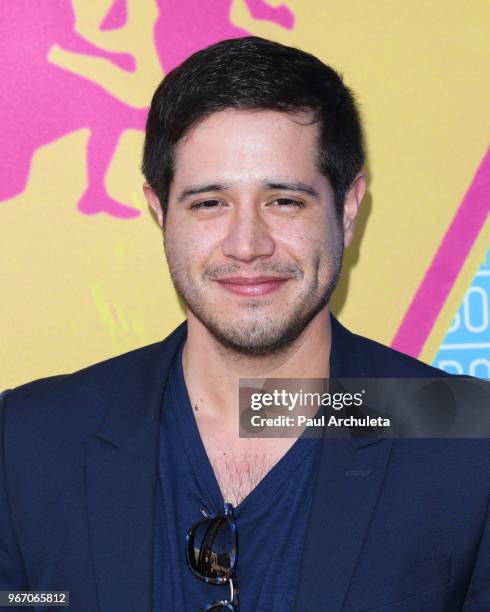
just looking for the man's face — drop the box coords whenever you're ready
[159,109,351,356]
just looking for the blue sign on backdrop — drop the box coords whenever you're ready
[434,248,490,378]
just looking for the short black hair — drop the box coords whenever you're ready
[142,36,364,220]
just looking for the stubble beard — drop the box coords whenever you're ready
[164,240,344,358]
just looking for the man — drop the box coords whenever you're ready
[1,37,489,612]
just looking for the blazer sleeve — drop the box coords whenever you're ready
[0,390,29,590]
[463,495,490,612]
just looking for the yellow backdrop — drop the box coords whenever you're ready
[1,0,489,388]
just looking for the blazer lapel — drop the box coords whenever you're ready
[294,316,394,611]
[84,322,187,612]
[294,436,393,611]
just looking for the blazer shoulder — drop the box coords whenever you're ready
[2,339,168,422]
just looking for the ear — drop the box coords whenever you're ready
[143,183,164,228]
[342,172,366,247]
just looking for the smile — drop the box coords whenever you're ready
[215,276,291,297]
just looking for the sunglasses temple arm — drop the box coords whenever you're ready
[230,575,239,608]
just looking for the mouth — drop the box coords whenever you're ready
[214,275,292,297]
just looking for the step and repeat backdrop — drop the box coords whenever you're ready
[1,0,489,388]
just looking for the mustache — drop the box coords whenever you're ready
[202,262,304,280]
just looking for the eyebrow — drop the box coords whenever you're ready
[176,183,230,203]
[264,181,321,201]
[176,180,321,203]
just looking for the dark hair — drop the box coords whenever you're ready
[142,36,364,220]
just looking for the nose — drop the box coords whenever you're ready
[221,204,275,262]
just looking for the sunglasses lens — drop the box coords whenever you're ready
[188,516,235,581]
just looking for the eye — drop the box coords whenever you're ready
[190,199,223,211]
[271,198,304,208]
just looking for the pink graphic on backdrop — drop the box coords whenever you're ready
[0,0,142,217]
[391,147,490,358]
[100,0,127,31]
[154,0,294,72]
[0,0,294,218]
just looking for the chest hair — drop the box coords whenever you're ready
[207,447,275,507]
[192,403,296,506]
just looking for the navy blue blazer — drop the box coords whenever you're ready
[1,316,489,611]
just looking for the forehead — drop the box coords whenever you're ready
[172,109,322,185]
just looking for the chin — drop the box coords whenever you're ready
[200,315,310,357]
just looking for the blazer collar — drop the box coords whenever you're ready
[330,314,375,379]
[330,315,383,449]
[95,313,377,449]
[95,320,187,448]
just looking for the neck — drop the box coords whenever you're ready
[182,307,332,423]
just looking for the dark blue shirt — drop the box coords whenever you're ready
[153,339,321,612]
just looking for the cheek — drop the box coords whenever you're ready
[166,221,222,268]
[279,220,333,260]
[302,228,342,277]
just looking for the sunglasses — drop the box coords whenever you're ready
[186,503,240,611]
